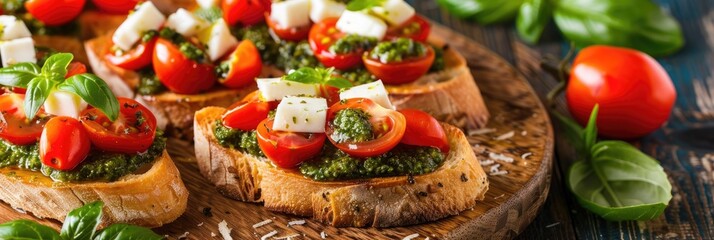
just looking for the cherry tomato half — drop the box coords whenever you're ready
[222,0,272,26]
[91,0,139,14]
[40,116,90,171]
[80,98,157,153]
[566,46,676,139]
[257,119,326,168]
[25,0,86,26]
[386,15,431,42]
[319,85,341,107]
[309,17,364,70]
[153,38,216,94]
[219,40,263,89]
[106,37,157,70]
[0,94,50,145]
[398,109,449,153]
[326,98,406,158]
[265,13,311,41]
[222,99,274,131]
[363,43,435,85]
[65,62,87,78]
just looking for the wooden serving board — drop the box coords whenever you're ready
[0,24,553,239]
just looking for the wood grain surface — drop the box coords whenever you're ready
[0,23,554,239]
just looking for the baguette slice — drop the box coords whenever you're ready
[0,151,188,228]
[194,107,489,227]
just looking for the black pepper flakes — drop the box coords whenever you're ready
[461,173,468,182]
[437,182,444,188]
[417,191,428,197]
[202,207,213,217]
[407,175,415,184]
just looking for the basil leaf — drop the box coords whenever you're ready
[346,0,385,11]
[41,52,73,80]
[60,201,103,240]
[93,224,163,240]
[0,62,41,88]
[552,111,587,157]
[582,105,598,153]
[283,67,321,84]
[193,6,223,22]
[567,140,672,221]
[516,0,552,44]
[436,0,524,24]
[24,77,57,120]
[58,74,120,121]
[325,77,353,89]
[553,0,684,56]
[0,220,62,240]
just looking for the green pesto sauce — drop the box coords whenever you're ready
[159,28,207,62]
[300,144,444,181]
[276,41,321,72]
[136,68,166,95]
[429,44,446,72]
[330,109,373,143]
[369,38,426,63]
[338,68,377,85]
[329,34,378,55]
[236,24,280,64]
[0,133,166,182]
[213,121,264,157]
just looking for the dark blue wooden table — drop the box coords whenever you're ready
[408,0,714,239]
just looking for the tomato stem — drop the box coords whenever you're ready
[544,42,576,108]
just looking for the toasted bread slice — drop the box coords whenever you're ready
[194,107,489,227]
[0,151,188,228]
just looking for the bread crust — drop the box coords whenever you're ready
[194,107,488,227]
[0,151,188,228]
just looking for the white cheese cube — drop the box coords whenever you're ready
[336,10,387,40]
[339,80,393,109]
[199,19,238,61]
[0,38,36,67]
[43,90,88,119]
[166,8,209,37]
[197,0,219,8]
[371,0,415,26]
[271,0,310,28]
[0,15,31,40]
[257,78,320,101]
[273,97,328,133]
[309,0,346,23]
[112,2,166,51]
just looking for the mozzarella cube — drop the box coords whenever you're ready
[271,0,310,28]
[273,97,328,133]
[0,38,36,67]
[112,2,166,51]
[197,0,219,8]
[0,15,31,40]
[371,0,415,26]
[257,78,320,101]
[339,80,393,109]
[336,10,387,40]
[43,90,88,119]
[166,8,210,37]
[199,19,238,61]
[310,0,346,23]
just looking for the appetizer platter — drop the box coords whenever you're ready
[0,0,553,239]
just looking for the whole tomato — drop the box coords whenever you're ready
[566,45,676,139]
[40,116,91,171]
[25,0,86,26]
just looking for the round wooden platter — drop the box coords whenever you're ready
[0,24,553,239]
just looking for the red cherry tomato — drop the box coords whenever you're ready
[326,98,406,158]
[566,46,677,139]
[40,116,90,171]
[363,43,435,85]
[398,109,449,153]
[222,0,272,26]
[385,15,431,42]
[309,18,364,70]
[219,40,263,89]
[65,62,87,78]
[91,0,139,14]
[265,13,311,41]
[25,0,86,26]
[79,98,157,153]
[257,119,326,168]
[153,38,216,94]
[319,85,341,106]
[106,37,157,70]
[0,94,50,145]
[222,100,274,131]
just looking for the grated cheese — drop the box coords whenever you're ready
[521,152,533,160]
[218,220,233,240]
[287,219,306,227]
[489,164,502,173]
[489,152,514,163]
[211,232,217,237]
[275,234,301,240]
[546,222,561,228]
[197,222,204,227]
[261,230,278,240]
[253,219,273,228]
[403,233,420,240]
[177,232,189,239]
[494,131,515,140]
[320,231,328,239]
[490,170,508,176]
[468,128,496,135]
[521,130,527,136]
[479,159,495,166]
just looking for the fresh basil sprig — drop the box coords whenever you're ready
[558,105,673,221]
[346,0,385,11]
[516,0,551,44]
[436,0,524,25]
[0,53,119,121]
[0,201,163,240]
[283,67,353,89]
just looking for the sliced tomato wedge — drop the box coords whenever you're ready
[319,85,341,106]
[308,17,364,70]
[257,119,326,168]
[25,0,86,26]
[222,99,274,131]
[385,15,431,42]
[222,0,272,26]
[219,40,263,89]
[106,37,157,70]
[0,94,50,145]
[363,43,435,85]
[79,98,157,154]
[326,98,406,158]
[153,38,216,94]
[65,62,87,78]
[265,13,311,41]
[40,116,90,171]
[398,109,449,153]
[91,0,139,14]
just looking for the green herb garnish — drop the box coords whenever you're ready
[346,0,385,11]
[283,67,353,89]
